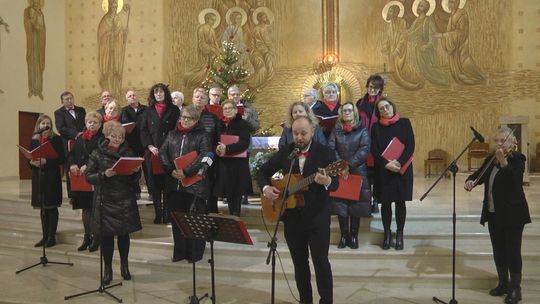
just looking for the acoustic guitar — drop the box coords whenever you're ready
[260,160,347,222]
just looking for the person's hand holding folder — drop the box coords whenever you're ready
[385,159,401,173]
[171,169,185,180]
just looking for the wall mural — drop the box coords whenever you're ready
[0,15,10,94]
[183,2,276,91]
[98,0,130,99]
[23,0,46,100]
[381,0,485,91]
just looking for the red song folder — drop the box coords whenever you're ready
[381,137,413,175]
[316,115,339,133]
[219,134,247,158]
[381,137,404,161]
[330,174,362,201]
[69,171,93,192]
[151,153,165,174]
[122,122,136,135]
[111,157,144,175]
[174,151,202,187]
[17,141,59,160]
[205,104,245,118]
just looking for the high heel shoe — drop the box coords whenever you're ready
[120,262,131,280]
[34,239,45,247]
[77,234,91,251]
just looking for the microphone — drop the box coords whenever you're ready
[197,152,215,175]
[470,126,485,143]
[287,146,300,160]
[33,126,50,135]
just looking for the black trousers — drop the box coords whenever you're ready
[487,212,524,274]
[284,209,333,304]
[169,191,206,262]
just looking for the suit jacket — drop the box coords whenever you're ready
[257,141,339,223]
[140,103,180,149]
[54,105,86,154]
[466,152,531,228]
[121,104,147,155]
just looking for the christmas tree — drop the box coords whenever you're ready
[202,41,252,100]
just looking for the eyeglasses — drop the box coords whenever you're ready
[180,116,195,121]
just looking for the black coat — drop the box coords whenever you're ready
[466,153,531,228]
[199,109,221,148]
[257,141,339,222]
[328,122,371,216]
[140,103,180,149]
[66,133,103,207]
[121,104,147,156]
[54,105,86,154]
[214,115,252,198]
[160,124,211,199]
[312,100,341,138]
[86,139,142,237]
[30,136,65,209]
[371,118,415,203]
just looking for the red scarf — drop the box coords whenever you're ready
[103,115,119,123]
[323,99,338,112]
[81,130,97,141]
[155,102,166,118]
[368,95,378,103]
[39,135,49,144]
[379,113,400,126]
[342,123,353,133]
[176,122,198,134]
[222,117,232,128]
[107,145,119,152]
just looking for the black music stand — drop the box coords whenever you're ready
[172,212,253,304]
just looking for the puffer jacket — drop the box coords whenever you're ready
[328,122,372,214]
[159,123,211,198]
[86,139,142,237]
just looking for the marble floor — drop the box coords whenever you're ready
[1,174,539,304]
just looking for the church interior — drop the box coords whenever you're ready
[1,0,540,303]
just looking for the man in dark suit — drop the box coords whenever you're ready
[54,91,86,197]
[258,116,339,304]
[121,89,148,199]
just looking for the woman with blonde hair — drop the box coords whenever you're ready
[328,102,371,249]
[67,111,103,251]
[465,127,530,303]
[86,121,142,284]
[29,114,65,247]
[278,101,326,150]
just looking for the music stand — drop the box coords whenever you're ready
[172,212,253,304]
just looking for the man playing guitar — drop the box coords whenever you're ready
[257,116,339,304]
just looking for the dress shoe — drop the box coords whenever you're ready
[337,234,349,249]
[120,263,131,280]
[77,234,91,251]
[34,239,45,247]
[349,235,359,249]
[45,237,57,248]
[395,230,404,250]
[504,288,522,304]
[490,282,508,296]
[382,229,392,250]
[103,265,113,285]
[88,238,100,252]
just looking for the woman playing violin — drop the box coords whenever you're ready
[464,127,531,304]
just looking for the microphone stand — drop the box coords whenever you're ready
[421,135,479,304]
[16,137,73,274]
[266,154,296,304]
